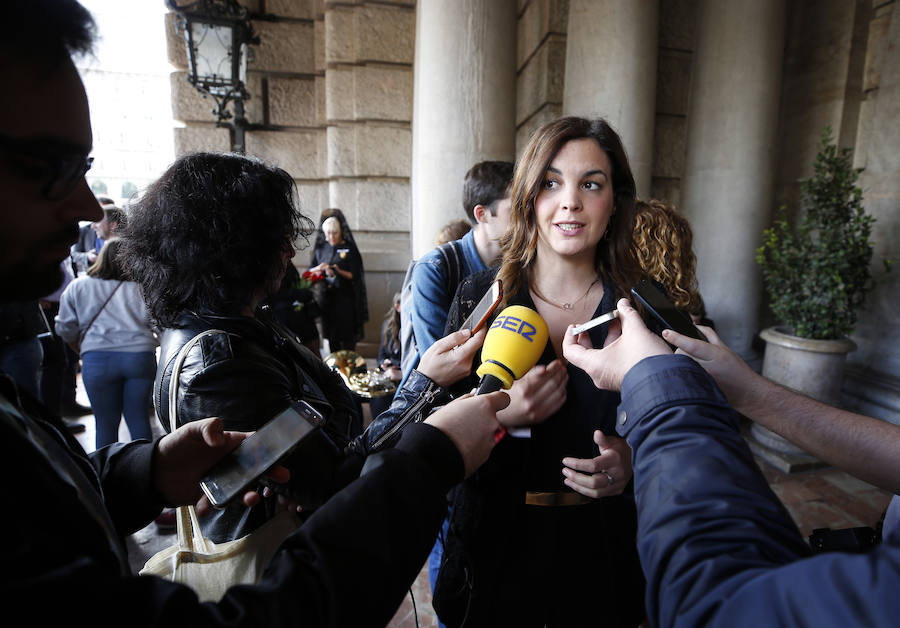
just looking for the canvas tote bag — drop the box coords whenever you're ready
[139,329,299,601]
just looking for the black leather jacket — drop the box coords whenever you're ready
[155,310,452,542]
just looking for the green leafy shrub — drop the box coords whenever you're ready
[756,127,888,339]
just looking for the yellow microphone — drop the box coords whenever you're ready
[476,305,549,395]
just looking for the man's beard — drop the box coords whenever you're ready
[0,262,64,304]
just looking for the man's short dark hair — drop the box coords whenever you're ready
[4,0,96,70]
[462,160,514,223]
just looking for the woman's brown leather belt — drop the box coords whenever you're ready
[525,491,592,506]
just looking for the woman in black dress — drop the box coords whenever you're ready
[433,117,647,627]
[309,210,367,352]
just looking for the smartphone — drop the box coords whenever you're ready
[460,279,503,334]
[200,400,326,509]
[630,279,707,342]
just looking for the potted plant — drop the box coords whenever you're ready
[753,127,888,469]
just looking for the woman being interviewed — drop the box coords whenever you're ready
[435,117,646,627]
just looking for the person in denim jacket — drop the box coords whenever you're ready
[400,160,514,388]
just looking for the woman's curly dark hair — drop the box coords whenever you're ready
[119,152,315,328]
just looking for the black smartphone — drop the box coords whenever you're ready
[199,400,326,509]
[460,279,503,334]
[630,279,707,342]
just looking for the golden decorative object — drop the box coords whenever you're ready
[324,350,397,399]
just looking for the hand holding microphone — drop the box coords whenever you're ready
[475,305,549,441]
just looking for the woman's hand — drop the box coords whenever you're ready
[496,359,568,427]
[417,326,487,387]
[561,430,633,499]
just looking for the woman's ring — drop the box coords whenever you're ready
[602,471,614,486]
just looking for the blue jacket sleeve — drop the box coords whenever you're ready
[617,354,900,627]
[409,255,450,358]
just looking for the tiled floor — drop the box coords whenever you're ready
[69,383,892,627]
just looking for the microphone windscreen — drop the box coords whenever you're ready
[476,305,549,389]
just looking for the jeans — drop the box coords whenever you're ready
[0,337,43,399]
[428,512,450,628]
[81,350,155,449]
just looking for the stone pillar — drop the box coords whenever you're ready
[680,0,787,360]
[410,0,517,258]
[562,0,658,199]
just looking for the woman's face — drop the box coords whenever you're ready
[533,138,615,262]
[324,222,343,247]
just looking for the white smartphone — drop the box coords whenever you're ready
[199,400,325,509]
[460,280,503,334]
[570,309,619,335]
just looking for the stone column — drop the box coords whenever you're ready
[562,0,658,199]
[410,0,517,258]
[680,0,786,360]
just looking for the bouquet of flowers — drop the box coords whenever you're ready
[299,269,325,290]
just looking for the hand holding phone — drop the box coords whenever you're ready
[630,279,707,343]
[459,280,503,334]
[199,401,325,509]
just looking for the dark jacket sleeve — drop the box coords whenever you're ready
[618,354,900,627]
[90,439,166,534]
[15,422,463,628]
[165,333,297,434]
[350,368,452,454]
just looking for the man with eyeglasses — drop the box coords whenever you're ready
[1,1,510,624]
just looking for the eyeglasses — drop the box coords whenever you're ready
[0,133,94,200]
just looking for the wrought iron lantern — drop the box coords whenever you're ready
[166,0,259,153]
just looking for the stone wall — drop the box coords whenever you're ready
[651,0,696,208]
[843,0,900,424]
[166,0,414,354]
[515,0,568,155]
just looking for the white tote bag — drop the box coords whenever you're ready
[140,329,299,602]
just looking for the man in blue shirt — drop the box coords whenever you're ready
[400,160,513,386]
[562,298,900,627]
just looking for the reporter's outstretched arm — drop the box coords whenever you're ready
[354,327,488,454]
[666,326,900,494]
[22,392,508,627]
[616,351,900,628]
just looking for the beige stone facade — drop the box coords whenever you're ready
[167,0,900,422]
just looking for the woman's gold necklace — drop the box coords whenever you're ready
[530,277,599,311]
